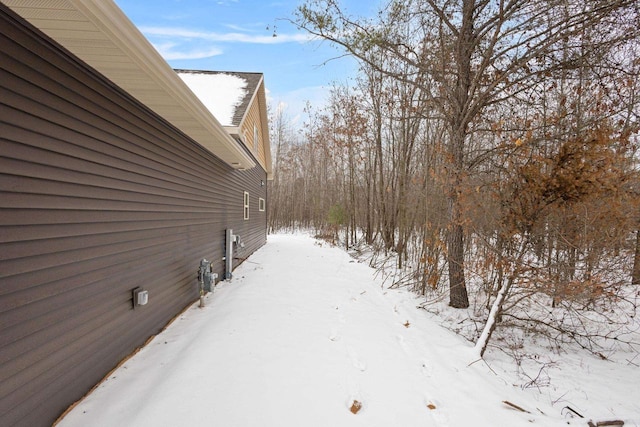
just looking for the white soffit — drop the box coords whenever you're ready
[4,0,256,170]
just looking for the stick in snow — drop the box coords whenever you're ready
[502,400,530,413]
[588,420,625,427]
[563,406,584,418]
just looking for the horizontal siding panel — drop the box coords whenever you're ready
[0,215,244,297]
[0,141,220,202]
[0,115,261,209]
[12,301,194,426]
[0,215,216,242]
[0,242,200,335]
[3,296,182,425]
[0,192,217,212]
[0,6,267,427]
[0,51,219,170]
[0,106,219,193]
[0,208,215,227]
[0,263,196,385]
[1,228,190,276]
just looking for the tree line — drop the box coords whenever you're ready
[269,0,640,356]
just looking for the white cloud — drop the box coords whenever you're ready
[140,26,313,44]
[223,23,252,32]
[152,42,223,60]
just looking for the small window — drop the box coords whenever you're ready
[253,124,259,152]
[259,198,265,212]
[243,191,250,220]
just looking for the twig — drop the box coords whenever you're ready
[503,400,530,413]
[562,405,584,418]
[593,420,624,427]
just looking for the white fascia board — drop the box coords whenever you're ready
[224,126,241,136]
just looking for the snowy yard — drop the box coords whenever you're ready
[58,234,640,426]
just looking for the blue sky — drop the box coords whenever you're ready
[115,0,377,123]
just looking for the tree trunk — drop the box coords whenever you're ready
[445,0,474,309]
[448,216,469,308]
[447,130,468,307]
[446,121,469,307]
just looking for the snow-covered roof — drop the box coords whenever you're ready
[177,71,248,127]
[176,70,264,129]
[175,70,273,181]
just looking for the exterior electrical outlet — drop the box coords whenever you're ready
[132,287,148,308]
[137,290,149,306]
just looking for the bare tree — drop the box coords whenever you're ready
[295,0,639,310]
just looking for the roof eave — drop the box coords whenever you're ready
[224,126,241,136]
[5,0,255,170]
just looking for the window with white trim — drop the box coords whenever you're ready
[243,191,250,220]
[259,197,265,212]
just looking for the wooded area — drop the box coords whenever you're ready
[269,0,640,356]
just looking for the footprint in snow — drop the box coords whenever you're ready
[396,334,411,354]
[347,346,367,372]
[396,336,433,377]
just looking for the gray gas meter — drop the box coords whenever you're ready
[198,258,217,293]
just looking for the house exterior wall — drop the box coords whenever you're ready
[0,5,267,426]
[240,85,268,169]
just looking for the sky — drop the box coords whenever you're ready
[114,0,379,124]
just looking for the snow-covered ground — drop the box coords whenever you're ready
[58,234,639,426]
